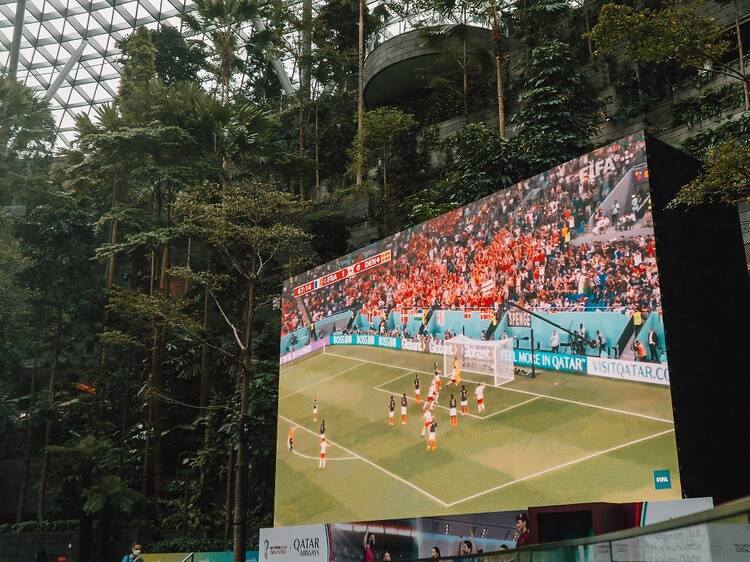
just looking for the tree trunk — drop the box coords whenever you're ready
[16,356,37,523]
[199,252,212,409]
[491,1,506,138]
[462,33,469,118]
[224,447,234,541]
[78,509,94,562]
[315,101,320,200]
[98,502,113,562]
[233,269,256,562]
[382,146,388,236]
[101,175,118,367]
[37,342,59,521]
[734,0,749,111]
[356,0,365,187]
[583,0,593,62]
[298,100,305,198]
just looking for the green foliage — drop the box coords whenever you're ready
[513,40,600,172]
[672,83,745,128]
[145,536,231,552]
[120,25,206,86]
[682,113,750,158]
[669,137,750,207]
[0,519,79,534]
[48,435,139,515]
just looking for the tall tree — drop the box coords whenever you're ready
[176,181,308,561]
[512,40,600,172]
[589,0,749,110]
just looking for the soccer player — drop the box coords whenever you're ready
[287,425,296,452]
[388,395,396,426]
[414,374,421,404]
[450,356,462,386]
[460,384,469,416]
[421,405,433,437]
[319,438,327,469]
[319,420,326,442]
[400,393,408,424]
[426,382,436,410]
[433,364,442,392]
[312,395,318,422]
[475,382,486,413]
[426,419,438,451]
[449,394,458,426]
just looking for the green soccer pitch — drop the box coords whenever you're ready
[274,345,681,526]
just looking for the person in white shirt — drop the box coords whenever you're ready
[550,330,560,353]
[319,439,327,469]
[474,383,486,413]
[421,405,433,437]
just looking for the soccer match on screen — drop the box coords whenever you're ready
[274,132,681,526]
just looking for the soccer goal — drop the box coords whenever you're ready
[443,334,515,387]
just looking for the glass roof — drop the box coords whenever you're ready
[0,0,193,146]
[0,0,453,147]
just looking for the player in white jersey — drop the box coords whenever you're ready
[474,382,486,413]
[426,383,436,409]
[421,405,433,437]
[319,439,327,469]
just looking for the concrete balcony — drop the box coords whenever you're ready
[363,25,493,107]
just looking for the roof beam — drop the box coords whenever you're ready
[250,17,295,96]
[6,0,26,78]
[43,39,85,99]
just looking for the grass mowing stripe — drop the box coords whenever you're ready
[279,414,450,507]
[445,428,676,507]
[323,350,673,424]
[280,360,366,399]
[481,396,542,419]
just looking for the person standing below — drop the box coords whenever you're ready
[550,330,560,354]
[363,532,376,562]
[388,395,396,426]
[122,544,142,562]
[596,331,606,357]
[647,328,659,362]
[400,393,408,424]
[611,200,620,230]
[515,514,530,548]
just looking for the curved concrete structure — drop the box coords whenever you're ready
[364,25,493,107]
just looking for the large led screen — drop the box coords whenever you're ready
[275,132,682,526]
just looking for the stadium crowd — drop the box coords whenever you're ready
[282,137,656,337]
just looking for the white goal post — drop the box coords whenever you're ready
[443,335,515,387]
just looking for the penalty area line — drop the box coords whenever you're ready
[278,414,449,508]
[445,428,676,507]
[290,449,358,462]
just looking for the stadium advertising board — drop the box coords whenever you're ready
[276,132,682,526]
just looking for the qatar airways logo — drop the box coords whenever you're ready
[293,537,321,557]
[464,346,493,361]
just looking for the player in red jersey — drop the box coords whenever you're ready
[426,383,435,409]
[460,385,469,415]
[400,393,408,424]
[449,394,458,426]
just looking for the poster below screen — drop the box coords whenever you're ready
[276,132,682,526]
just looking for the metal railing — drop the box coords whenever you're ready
[400,496,750,562]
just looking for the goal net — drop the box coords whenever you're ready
[443,335,515,387]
